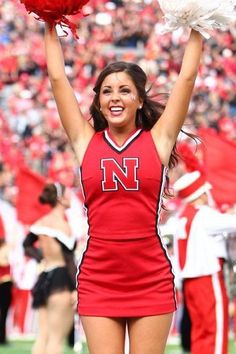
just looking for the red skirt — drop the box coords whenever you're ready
[77,235,176,317]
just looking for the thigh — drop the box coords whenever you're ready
[31,307,48,354]
[47,291,74,340]
[81,316,126,354]
[36,307,49,335]
[128,313,173,354]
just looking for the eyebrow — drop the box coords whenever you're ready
[102,85,130,89]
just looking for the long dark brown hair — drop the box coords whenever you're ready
[90,61,196,174]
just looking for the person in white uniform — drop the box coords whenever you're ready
[173,170,236,354]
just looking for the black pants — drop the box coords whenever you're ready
[0,281,12,344]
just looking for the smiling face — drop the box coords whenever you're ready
[99,71,142,131]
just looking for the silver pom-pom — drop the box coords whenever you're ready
[158,0,236,38]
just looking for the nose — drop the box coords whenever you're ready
[110,91,121,101]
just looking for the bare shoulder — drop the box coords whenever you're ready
[32,213,54,228]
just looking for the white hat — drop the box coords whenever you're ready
[173,171,212,203]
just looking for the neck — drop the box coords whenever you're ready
[52,203,66,217]
[108,125,137,145]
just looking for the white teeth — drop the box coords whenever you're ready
[110,107,123,112]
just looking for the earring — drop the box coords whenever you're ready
[139,105,142,109]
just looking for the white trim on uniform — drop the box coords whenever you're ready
[104,129,142,152]
[29,225,76,250]
[211,273,224,354]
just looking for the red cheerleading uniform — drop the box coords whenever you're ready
[77,129,176,317]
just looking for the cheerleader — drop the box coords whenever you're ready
[23,183,77,354]
[20,0,235,352]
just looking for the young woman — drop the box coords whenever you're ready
[23,183,77,354]
[44,24,202,354]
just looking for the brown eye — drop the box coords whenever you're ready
[120,88,131,94]
[102,89,111,94]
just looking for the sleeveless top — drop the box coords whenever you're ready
[80,129,167,240]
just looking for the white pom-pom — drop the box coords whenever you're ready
[158,0,236,38]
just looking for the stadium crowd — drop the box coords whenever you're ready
[0,0,236,350]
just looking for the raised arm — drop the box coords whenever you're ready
[44,25,94,165]
[152,30,203,166]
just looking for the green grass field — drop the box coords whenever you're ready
[0,339,235,354]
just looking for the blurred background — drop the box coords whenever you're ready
[0,0,236,353]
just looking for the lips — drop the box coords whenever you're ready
[109,106,124,117]
[109,106,124,112]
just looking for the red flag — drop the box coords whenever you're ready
[200,129,236,207]
[15,166,51,225]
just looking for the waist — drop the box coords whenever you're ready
[0,275,11,283]
[88,215,159,240]
[89,233,161,242]
[40,261,66,272]
[90,230,158,239]
[42,266,67,274]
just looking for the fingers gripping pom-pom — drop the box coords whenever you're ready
[158,0,236,39]
[20,0,90,38]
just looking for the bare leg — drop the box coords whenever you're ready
[32,307,48,354]
[81,316,126,354]
[45,291,74,354]
[128,313,173,354]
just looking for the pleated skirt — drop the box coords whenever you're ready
[32,266,75,309]
[77,235,176,317]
